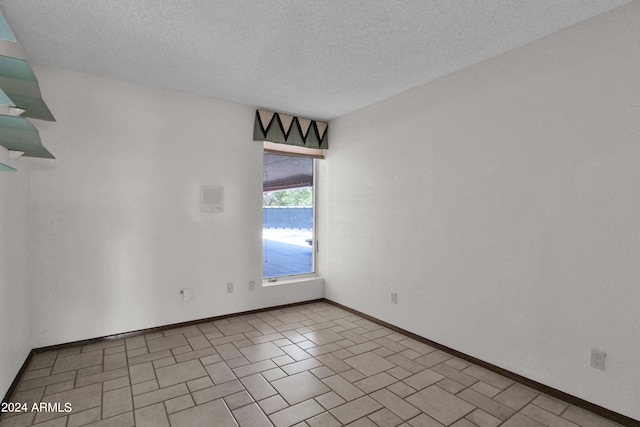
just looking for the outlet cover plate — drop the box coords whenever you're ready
[590,349,606,371]
[226,282,234,294]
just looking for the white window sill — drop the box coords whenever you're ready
[262,274,322,288]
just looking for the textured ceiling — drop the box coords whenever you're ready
[0,0,632,120]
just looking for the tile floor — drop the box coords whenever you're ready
[0,302,625,427]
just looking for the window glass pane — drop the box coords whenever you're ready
[263,152,314,278]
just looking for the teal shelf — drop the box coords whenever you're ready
[0,161,16,172]
[0,11,56,164]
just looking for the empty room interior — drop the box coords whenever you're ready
[1,1,639,426]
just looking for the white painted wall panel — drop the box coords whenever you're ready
[319,2,640,420]
[28,68,323,348]
[0,148,31,399]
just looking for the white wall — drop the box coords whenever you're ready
[319,2,640,420]
[28,68,323,349]
[0,148,31,399]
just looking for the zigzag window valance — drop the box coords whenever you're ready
[253,109,328,150]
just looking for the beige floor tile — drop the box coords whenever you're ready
[146,334,188,353]
[259,394,289,414]
[370,388,421,421]
[341,368,367,382]
[22,368,52,381]
[494,383,539,411]
[103,352,127,372]
[272,371,331,405]
[303,330,343,346]
[462,365,513,391]
[134,402,169,427]
[240,342,286,363]
[344,352,395,376]
[191,379,245,405]
[102,386,133,418]
[436,378,467,395]
[169,399,237,427]
[4,302,629,427]
[307,343,342,357]
[8,387,44,407]
[520,404,581,427]
[406,413,445,427]
[240,373,277,401]
[386,381,416,399]
[49,351,102,375]
[404,369,444,391]
[103,376,130,392]
[322,374,365,401]
[233,359,278,377]
[348,341,381,355]
[307,411,341,427]
[315,353,352,373]
[386,354,426,374]
[0,412,35,427]
[465,409,501,427]
[252,333,286,344]
[129,362,156,385]
[501,413,545,427]
[281,344,312,361]
[457,388,515,421]
[128,349,173,366]
[67,407,101,427]
[282,358,323,375]
[233,403,273,427]
[165,394,193,415]
[414,351,452,369]
[561,406,625,427]
[187,334,212,350]
[174,347,218,363]
[218,321,257,336]
[43,379,75,396]
[133,383,189,409]
[206,361,237,384]
[27,352,58,371]
[263,367,288,381]
[369,407,403,426]
[315,391,346,410]
[406,385,474,426]
[354,372,397,394]
[33,383,102,424]
[224,390,255,410]
[431,363,478,387]
[329,395,383,424]
[374,337,408,353]
[531,394,569,415]
[152,356,175,369]
[310,366,335,379]
[131,379,159,396]
[397,339,436,355]
[270,399,325,427]
[214,342,244,360]
[155,359,207,388]
[470,381,501,398]
[450,418,477,427]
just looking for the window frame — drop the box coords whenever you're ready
[262,147,318,283]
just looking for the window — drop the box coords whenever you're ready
[262,152,315,279]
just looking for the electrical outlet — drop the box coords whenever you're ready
[390,292,398,304]
[590,349,606,371]
[226,282,234,294]
[248,280,256,291]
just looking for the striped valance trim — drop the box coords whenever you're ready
[253,109,328,150]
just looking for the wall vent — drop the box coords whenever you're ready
[200,185,224,213]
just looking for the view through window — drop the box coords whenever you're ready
[263,152,314,279]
